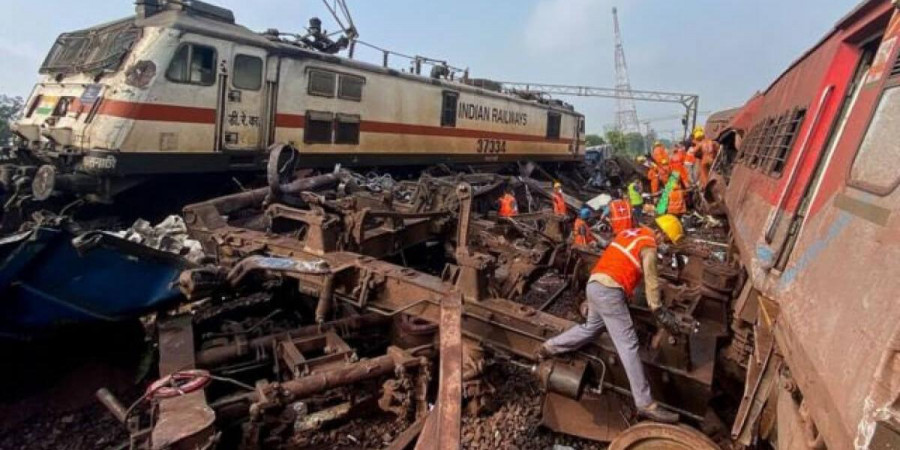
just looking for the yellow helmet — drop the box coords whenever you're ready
[692,125,705,140]
[636,156,647,164]
[655,214,684,244]
[553,181,562,189]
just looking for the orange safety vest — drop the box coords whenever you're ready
[668,185,687,215]
[573,217,594,246]
[552,190,567,215]
[685,146,698,165]
[591,227,657,297]
[652,145,669,166]
[699,140,719,187]
[647,165,660,194]
[608,199,633,235]
[499,194,518,217]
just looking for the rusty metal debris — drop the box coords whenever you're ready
[74,146,747,449]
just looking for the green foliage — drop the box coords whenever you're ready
[604,130,627,154]
[624,132,645,155]
[584,134,605,147]
[0,95,24,146]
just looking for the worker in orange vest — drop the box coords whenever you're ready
[647,162,662,195]
[572,207,595,247]
[539,215,687,423]
[498,189,518,218]
[692,127,719,188]
[606,198,633,235]
[651,142,669,167]
[685,139,699,185]
[669,144,690,189]
[667,181,687,216]
[552,181,567,216]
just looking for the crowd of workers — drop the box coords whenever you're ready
[496,126,719,424]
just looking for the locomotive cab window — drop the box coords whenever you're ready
[309,70,336,97]
[547,112,561,139]
[338,75,365,101]
[305,111,334,144]
[335,114,360,144]
[233,54,263,91]
[441,91,459,127]
[166,44,216,86]
[850,85,900,194]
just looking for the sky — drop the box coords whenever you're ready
[0,0,861,137]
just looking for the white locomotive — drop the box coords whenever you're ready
[4,0,584,206]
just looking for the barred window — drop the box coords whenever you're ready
[737,108,806,177]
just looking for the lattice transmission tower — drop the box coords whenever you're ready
[612,7,641,133]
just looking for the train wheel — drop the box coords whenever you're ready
[609,422,720,450]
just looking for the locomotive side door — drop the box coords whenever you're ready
[222,46,268,150]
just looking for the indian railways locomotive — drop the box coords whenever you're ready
[707,0,900,448]
[1,0,583,213]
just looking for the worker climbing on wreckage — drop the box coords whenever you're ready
[498,188,519,218]
[657,171,688,217]
[539,214,688,424]
[552,181,567,216]
[691,126,719,188]
[606,197,634,235]
[572,207,596,247]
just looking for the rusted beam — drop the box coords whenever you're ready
[152,315,215,450]
[416,293,463,450]
[195,313,388,367]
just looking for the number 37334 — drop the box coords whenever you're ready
[476,139,507,154]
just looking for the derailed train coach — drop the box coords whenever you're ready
[707,0,900,448]
[4,0,583,205]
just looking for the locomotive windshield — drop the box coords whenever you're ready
[39,19,140,75]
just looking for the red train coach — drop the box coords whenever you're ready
[709,1,900,448]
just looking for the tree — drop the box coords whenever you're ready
[625,132,645,155]
[0,95,24,146]
[604,130,627,154]
[584,134,606,147]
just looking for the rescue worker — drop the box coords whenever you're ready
[648,164,659,195]
[667,177,687,216]
[656,172,686,216]
[498,189,518,218]
[692,126,719,188]
[651,142,669,167]
[607,198,634,235]
[627,177,645,225]
[685,138,699,185]
[552,181,567,216]
[669,144,690,189]
[539,215,687,423]
[573,207,595,247]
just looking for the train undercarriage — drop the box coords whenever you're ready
[13,144,768,450]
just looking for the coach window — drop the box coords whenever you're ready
[335,114,361,144]
[547,112,561,139]
[233,54,263,91]
[849,85,900,194]
[309,69,336,97]
[441,91,459,127]
[338,75,365,101]
[305,111,334,144]
[166,44,216,86]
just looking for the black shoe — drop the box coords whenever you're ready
[637,402,679,424]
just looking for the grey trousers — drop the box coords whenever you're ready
[544,282,653,408]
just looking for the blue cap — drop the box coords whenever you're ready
[579,207,591,219]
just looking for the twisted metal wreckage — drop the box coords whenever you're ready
[94,146,739,449]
